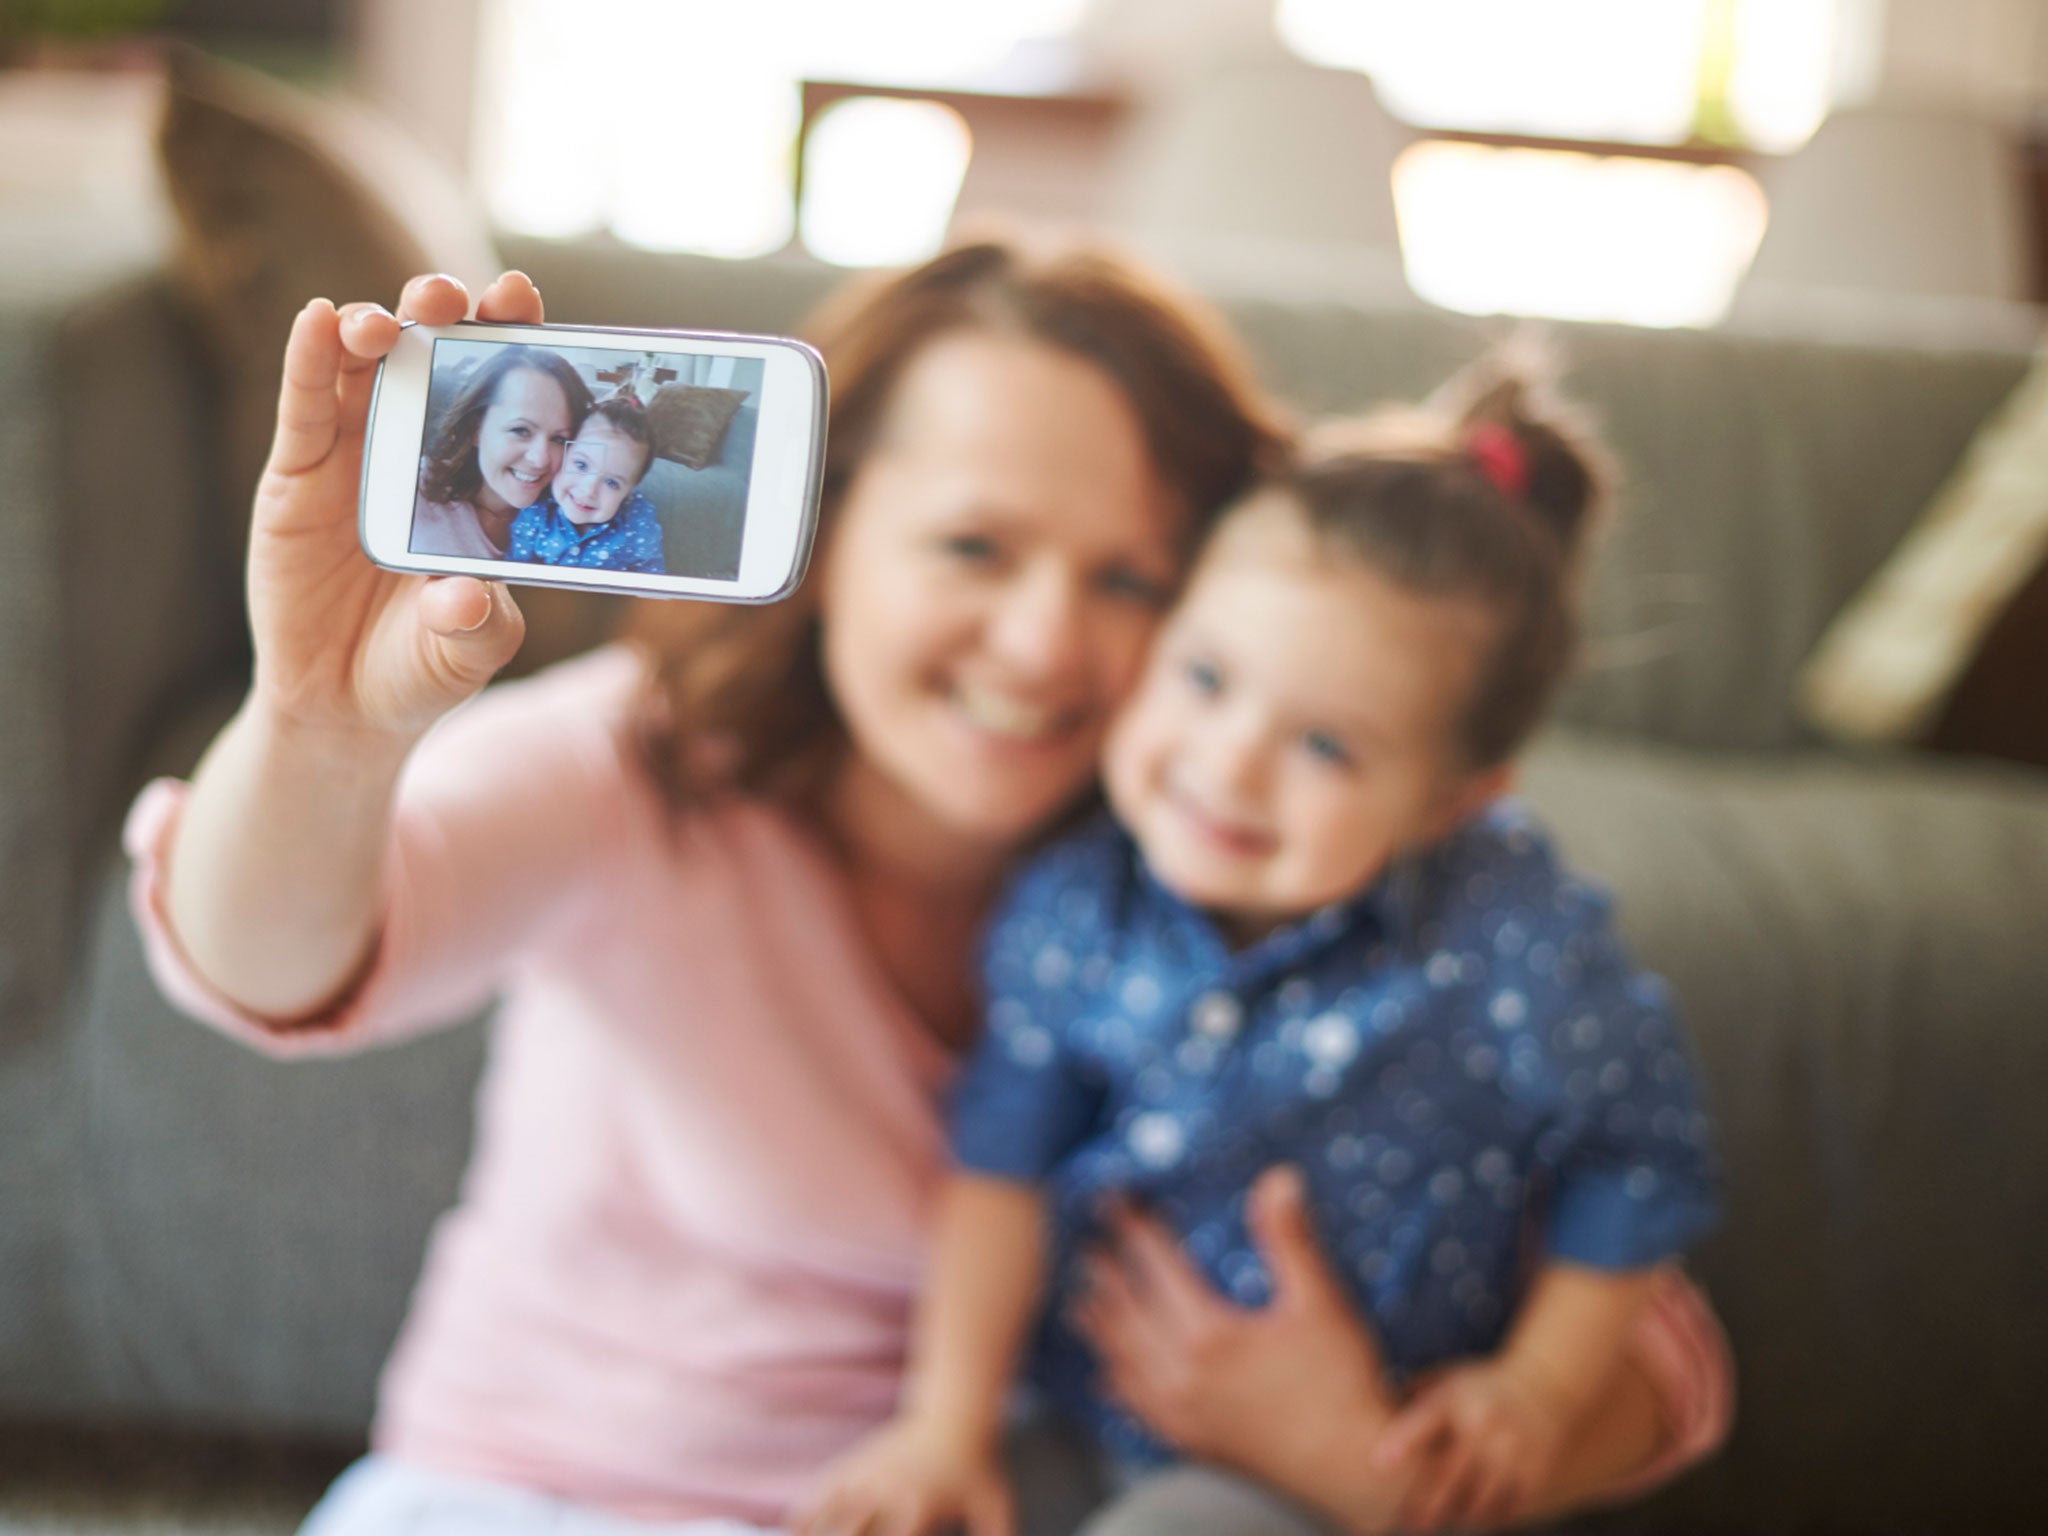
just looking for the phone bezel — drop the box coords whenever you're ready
[359,318,826,603]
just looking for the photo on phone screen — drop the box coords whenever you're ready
[410,338,769,581]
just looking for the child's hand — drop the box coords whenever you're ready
[248,272,536,743]
[1371,1358,1573,1532]
[792,1416,1014,1536]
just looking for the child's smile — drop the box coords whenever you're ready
[553,416,651,526]
[1104,495,1508,940]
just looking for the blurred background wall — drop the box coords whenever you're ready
[27,0,2048,333]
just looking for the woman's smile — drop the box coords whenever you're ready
[946,680,1084,746]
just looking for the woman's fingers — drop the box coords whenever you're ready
[417,578,525,686]
[336,300,402,361]
[267,299,347,478]
[1101,1201,1224,1338]
[1081,1248,1179,1365]
[476,269,545,325]
[1245,1165,1347,1316]
[1070,1296,1145,1419]
[1463,1463,1525,1533]
[1405,1437,1481,1534]
[417,576,495,635]
[333,301,400,437]
[1374,1391,1450,1469]
[267,298,405,480]
[395,272,470,327]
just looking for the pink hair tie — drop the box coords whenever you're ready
[1465,422,1530,500]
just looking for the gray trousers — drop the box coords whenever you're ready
[1009,1412,1341,1536]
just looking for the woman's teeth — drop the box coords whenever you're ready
[954,686,1065,741]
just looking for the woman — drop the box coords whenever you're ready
[131,244,1728,1536]
[409,343,592,558]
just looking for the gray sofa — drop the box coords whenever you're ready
[6,176,2048,1536]
[640,397,756,583]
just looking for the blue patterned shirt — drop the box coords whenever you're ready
[507,489,666,575]
[950,803,1721,1466]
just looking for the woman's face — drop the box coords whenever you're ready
[473,366,574,512]
[818,329,1188,852]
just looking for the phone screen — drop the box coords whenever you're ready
[411,338,770,582]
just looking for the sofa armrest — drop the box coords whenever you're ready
[1520,733,2048,1533]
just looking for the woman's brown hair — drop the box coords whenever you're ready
[1283,339,1617,770]
[419,345,594,505]
[623,236,1289,807]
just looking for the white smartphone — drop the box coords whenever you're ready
[359,318,826,603]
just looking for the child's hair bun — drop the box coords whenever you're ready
[1269,335,1620,770]
[1428,331,1616,573]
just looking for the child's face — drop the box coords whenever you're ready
[553,416,651,526]
[1104,495,1510,940]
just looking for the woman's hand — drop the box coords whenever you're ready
[248,271,537,742]
[1369,1359,1571,1533]
[792,1415,1015,1536]
[1070,1166,1411,1535]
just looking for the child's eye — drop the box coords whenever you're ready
[1302,729,1354,768]
[1184,658,1224,696]
[604,477,621,492]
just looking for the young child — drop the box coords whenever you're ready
[508,395,667,574]
[799,354,1722,1536]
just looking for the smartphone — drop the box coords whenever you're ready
[359,319,826,603]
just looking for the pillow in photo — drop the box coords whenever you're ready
[648,384,750,471]
[1800,341,2048,767]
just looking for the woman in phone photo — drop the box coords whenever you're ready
[409,342,592,559]
[128,243,1730,1536]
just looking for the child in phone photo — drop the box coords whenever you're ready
[800,351,1723,1536]
[508,395,667,574]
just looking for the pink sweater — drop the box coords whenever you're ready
[125,647,954,1524]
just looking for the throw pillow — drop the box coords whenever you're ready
[647,383,750,471]
[155,42,498,541]
[1800,341,2048,766]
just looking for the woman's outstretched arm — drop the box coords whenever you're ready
[165,273,539,1020]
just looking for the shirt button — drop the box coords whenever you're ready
[1189,990,1244,1040]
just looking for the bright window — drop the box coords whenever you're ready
[1275,0,1839,151]
[1276,0,1840,324]
[799,99,973,268]
[1392,142,1768,327]
[475,0,1084,262]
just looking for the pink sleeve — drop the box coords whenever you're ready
[123,647,650,1059]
